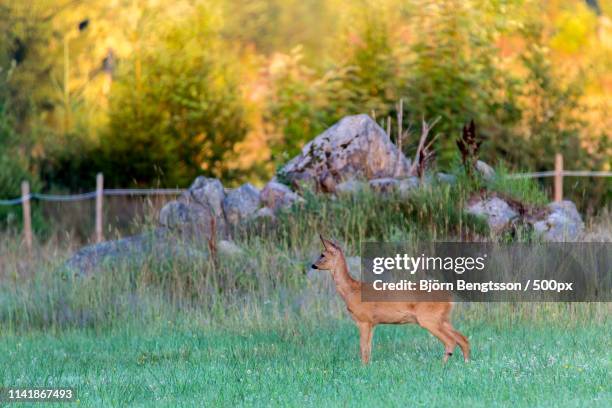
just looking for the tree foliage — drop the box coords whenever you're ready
[99,6,249,187]
[0,0,608,207]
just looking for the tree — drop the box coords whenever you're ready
[100,6,249,187]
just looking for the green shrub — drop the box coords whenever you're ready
[266,7,405,165]
[99,7,249,187]
[0,92,38,229]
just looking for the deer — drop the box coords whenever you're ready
[311,235,470,364]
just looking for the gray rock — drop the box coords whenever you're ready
[260,181,304,211]
[476,160,495,181]
[223,183,261,225]
[335,180,368,195]
[532,201,584,242]
[186,176,225,218]
[436,172,457,185]
[369,178,399,193]
[159,201,216,238]
[467,197,519,233]
[217,240,244,257]
[253,207,276,220]
[64,228,207,276]
[346,256,361,278]
[398,177,420,197]
[278,114,412,190]
[159,176,227,238]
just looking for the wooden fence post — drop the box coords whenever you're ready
[95,173,104,243]
[554,153,563,202]
[21,181,32,251]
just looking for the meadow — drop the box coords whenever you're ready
[1,310,611,407]
[1,177,610,407]
[2,1,611,406]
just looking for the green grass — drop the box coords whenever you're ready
[1,175,610,407]
[1,316,610,407]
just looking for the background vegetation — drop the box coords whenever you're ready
[0,1,610,194]
[0,3,610,404]
[0,176,610,406]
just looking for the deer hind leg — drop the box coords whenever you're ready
[443,322,470,362]
[418,318,457,362]
[357,322,374,364]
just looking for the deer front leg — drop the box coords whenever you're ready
[357,322,374,364]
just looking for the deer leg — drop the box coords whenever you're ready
[418,319,457,362]
[357,322,374,364]
[443,322,470,362]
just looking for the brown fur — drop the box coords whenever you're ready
[312,235,470,364]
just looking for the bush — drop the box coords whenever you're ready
[99,7,249,187]
[0,89,37,229]
[266,7,405,164]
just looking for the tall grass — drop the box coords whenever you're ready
[0,176,609,332]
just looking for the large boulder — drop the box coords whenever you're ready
[64,228,207,276]
[223,183,261,225]
[159,176,226,238]
[260,181,304,211]
[532,201,584,242]
[467,196,519,233]
[278,114,412,190]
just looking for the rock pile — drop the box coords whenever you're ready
[65,114,585,274]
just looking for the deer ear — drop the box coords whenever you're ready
[329,240,342,251]
[319,234,329,249]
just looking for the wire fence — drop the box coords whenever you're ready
[507,170,612,179]
[1,159,610,248]
[0,189,185,206]
[1,173,611,206]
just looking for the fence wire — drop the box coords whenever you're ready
[0,189,185,206]
[0,171,611,206]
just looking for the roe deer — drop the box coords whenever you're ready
[311,235,470,364]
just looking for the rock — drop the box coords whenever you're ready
[532,201,584,242]
[159,176,227,238]
[369,178,399,193]
[253,207,276,220]
[260,181,304,211]
[64,228,207,276]
[346,256,361,278]
[335,180,368,195]
[185,176,225,218]
[159,201,216,238]
[398,177,420,197]
[476,160,495,181]
[467,197,519,233]
[217,240,244,257]
[278,114,412,190]
[581,223,612,242]
[436,172,457,185]
[223,183,261,225]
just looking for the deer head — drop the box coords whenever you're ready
[311,234,343,271]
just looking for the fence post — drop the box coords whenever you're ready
[95,173,104,243]
[21,181,32,251]
[554,153,563,202]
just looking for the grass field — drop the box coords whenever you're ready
[1,179,610,407]
[1,313,611,407]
